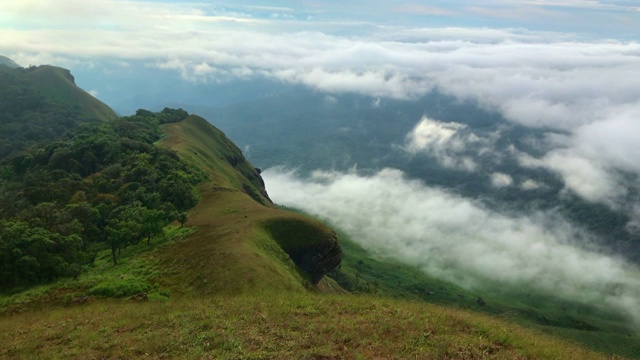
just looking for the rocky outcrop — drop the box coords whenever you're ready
[264,218,342,285]
[288,234,343,284]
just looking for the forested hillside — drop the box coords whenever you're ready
[0,108,205,289]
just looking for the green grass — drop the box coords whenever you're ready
[161,115,270,205]
[24,65,118,121]
[0,293,611,359]
[0,225,194,314]
[155,116,341,296]
[323,223,640,358]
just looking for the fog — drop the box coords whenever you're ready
[263,167,640,325]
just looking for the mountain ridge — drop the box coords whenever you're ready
[156,114,343,293]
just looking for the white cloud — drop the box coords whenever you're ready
[405,116,479,171]
[263,167,640,326]
[521,179,542,190]
[543,151,622,205]
[406,116,466,153]
[490,172,513,188]
[323,95,338,106]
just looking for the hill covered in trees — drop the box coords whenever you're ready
[0,107,205,289]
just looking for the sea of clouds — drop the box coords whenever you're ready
[263,167,640,325]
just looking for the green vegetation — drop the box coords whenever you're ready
[161,114,271,205]
[0,108,205,289]
[329,229,640,358]
[0,65,116,160]
[0,293,610,359]
[155,115,341,295]
[0,55,19,68]
[0,223,193,314]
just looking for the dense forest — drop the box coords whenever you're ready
[0,107,206,290]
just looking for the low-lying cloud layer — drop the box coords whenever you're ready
[263,168,640,325]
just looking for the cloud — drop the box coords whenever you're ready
[516,106,640,208]
[521,179,542,190]
[404,116,480,171]
[490,172,513,188]
[263,167,640,326]
[406,116,466,152]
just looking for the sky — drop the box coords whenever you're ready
[2,0,640,324]
[3,1,639,37]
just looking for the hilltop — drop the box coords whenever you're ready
[0,55,19,68]
[0,58,117,159]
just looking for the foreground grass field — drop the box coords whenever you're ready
[0,293,612,359]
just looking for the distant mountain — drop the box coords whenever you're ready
[0,55,19,68]
[21,65,117,122]
[0,65,117,159]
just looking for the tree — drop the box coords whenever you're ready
[177,212,188,227]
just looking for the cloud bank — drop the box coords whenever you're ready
[263,167,640,325]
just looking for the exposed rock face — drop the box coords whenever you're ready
[289,233,343,284]
[265,218,343,285]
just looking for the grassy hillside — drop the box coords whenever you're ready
[330,228,640,358]
[23,65,117,122]
[0,64,117,159]
[0,293,609,359]
[158,116,341,294]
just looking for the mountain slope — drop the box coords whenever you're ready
[22,65,117,122]
[157,115,342,294]
[0,293,609,359]
[0,63,630,358]
[0,55,19,68]
[0,63,117,159]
